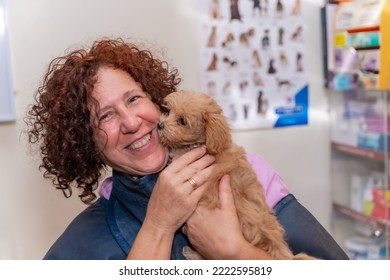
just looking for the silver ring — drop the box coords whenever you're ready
[187,177,197,189]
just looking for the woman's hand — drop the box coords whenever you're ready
[128,146,215,259]
[145,146,215,233]
[185,175,274,260]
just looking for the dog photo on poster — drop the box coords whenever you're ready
[198,0,308,130]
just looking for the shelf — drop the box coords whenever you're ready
[331,142,385,162]
[333,202,389,230]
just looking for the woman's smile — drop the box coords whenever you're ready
[127,132,152,150]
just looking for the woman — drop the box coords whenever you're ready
[25,38,348,260]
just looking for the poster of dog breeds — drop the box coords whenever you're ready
[199,0,308,130]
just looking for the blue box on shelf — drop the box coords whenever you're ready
[357,132,390,152]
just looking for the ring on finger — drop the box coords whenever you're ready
[187,177,198,190]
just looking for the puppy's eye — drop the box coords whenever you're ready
[177,116,187,126]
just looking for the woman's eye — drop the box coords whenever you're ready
[99,112,112,122]
[127,91,147,104]
[177,116,187,126]
[127,96,140,104]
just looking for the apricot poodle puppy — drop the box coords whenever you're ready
[158,91,316,260]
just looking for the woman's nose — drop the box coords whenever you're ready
[120,110,141,133]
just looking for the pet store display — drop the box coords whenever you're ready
[323,0,390,260]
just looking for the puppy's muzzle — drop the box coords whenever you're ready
[157,122,164,130]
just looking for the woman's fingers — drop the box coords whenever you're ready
[165,147,216,193]
[146,147,216,233]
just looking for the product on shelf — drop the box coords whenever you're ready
[344,235,389,260]
[371,187,390,220]
[349,171,389,222]
[325,0,390,90]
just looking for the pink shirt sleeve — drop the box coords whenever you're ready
[99,151,290,208]
[99,176,112,200]
[246,151,290,208]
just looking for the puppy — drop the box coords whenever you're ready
[207,26,217,48]
[261,29,270,50]
[257,90,268,115]
[239,28,255,48]
[291,0,301,16]
[253,71,264,86]
[221,32,235,49]
[210,0,222,20]
[268,58,276,74]
[207,53,218,71]
[222,56,238,70]
[252,50,262,68]
[276,77,292,89]
[296,52,303,72]
[222,81,231,96]
[230,0,242,22]
[279,50,289,66]
[275,0,284,18]
[157,91,317,260]
[278,27,285,45]
[291,26,303,41]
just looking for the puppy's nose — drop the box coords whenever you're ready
[157,122,164,130]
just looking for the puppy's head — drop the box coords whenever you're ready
[158,91,232,155]
[226,32,234,42]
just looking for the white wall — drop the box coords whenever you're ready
[0,0,330,259]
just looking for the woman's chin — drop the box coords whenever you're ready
[141,151,169,174]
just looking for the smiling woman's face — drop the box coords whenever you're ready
[92,67,169,176]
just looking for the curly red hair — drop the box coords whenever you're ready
[25,38,181,204]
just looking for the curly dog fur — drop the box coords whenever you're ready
[158,91,317,260]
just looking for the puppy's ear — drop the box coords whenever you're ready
[204,110,232,155]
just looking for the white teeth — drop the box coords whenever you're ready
[128,133,151,150]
